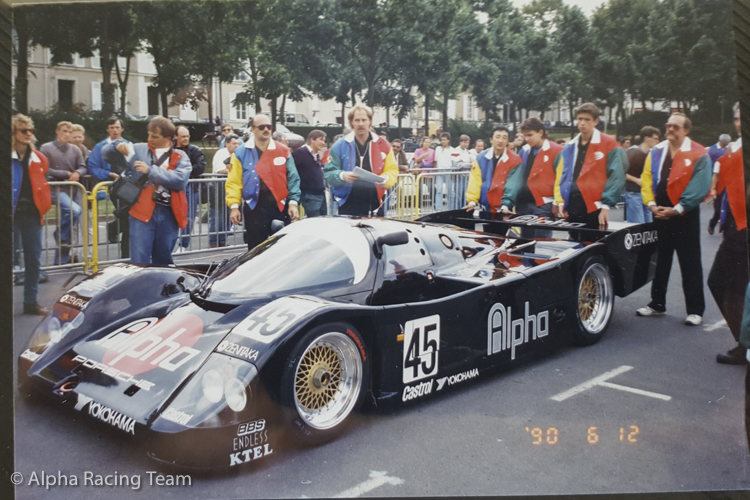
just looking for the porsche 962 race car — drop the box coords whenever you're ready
[18,211,658,468]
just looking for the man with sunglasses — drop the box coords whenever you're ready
[637,112,712,326]
[226,114,300,249]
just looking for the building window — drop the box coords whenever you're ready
[91,49,101,69]
[234,71,248,82]
[229,92,247,121]
[58,80,75,110]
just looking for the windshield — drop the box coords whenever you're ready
[204,219,372,300]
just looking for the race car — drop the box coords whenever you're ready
[17,211,658,468]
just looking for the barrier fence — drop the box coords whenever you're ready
[14,169,472,276]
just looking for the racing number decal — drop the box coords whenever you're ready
[232,297,324,344]
[402,315,440,384]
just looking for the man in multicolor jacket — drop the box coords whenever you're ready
[553,103,626,230]
[226,113,300,250]
[709,103,748,363]
[636,113,712,326]
[464,126,523,213]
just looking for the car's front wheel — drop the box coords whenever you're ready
[573,256,614,346]
[280,322,370,446]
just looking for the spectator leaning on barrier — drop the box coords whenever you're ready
[227,113,300,250]
[464,126,523,214]
[70,124,90,162]
[88,116,132,257]
[516,118,564,223]
[292,129,328,218]
[413,137,435,169]
[102,117,192,265]
[173,124,206,252]
[553,102,626,230]
[456,135,473,167]
[709,103,748,364]
[471,139,485,158]
[391,139,409,173]
[12,114,52,315]
[625,126,660,223]
[39,120,87,265]
[323,104,399,217]
[434,132,461,211]
[708,133,733,235]
[219,123,243,149]
[636,112,711,326]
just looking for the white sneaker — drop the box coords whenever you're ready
[636,306,665,317]
[685,314,702,326]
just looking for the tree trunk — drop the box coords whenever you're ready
[99,14,116,116]
[160,89,169,117]
[424,93,430,136]
[270,97,278,128]
[249,58,261,113]
[386,106,390,127]
[341,101,345,127]
[442,91,448,132]
[116,56,131,115]
[206,76,213,125]
[13,8,30,114]
[279,94,287,124]
[398,115,402,137]
[569,100,576,138]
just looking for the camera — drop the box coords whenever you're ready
[152,188,171,206]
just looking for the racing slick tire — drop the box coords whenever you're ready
[572,256,614,346]
[280,322,370,446]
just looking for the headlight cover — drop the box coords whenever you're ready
[27,308,85,354]
[157,353,257,429]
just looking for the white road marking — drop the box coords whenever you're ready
[704,319,727,332]
[550,365,633,401]
[333,470,404,498]
[550,365,671,402]
[598,381,672,401]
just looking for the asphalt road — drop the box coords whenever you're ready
[11,204,750,499]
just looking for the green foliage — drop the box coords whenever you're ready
[444,119,496,147]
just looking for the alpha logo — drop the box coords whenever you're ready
[72,354,155,391]
[436,368,479,391]
[487,301,549,360]
[402,379,433,402]
[624,230,657,250]
[74,394,135,435]
[217,341,259,361]
[161,408,192,426]
[229,444,273,466]
[594,151,605,160]
[59,293,89,310]
[511,215,585,228]
[96,314,203,376]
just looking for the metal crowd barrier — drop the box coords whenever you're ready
[386,168,471,220]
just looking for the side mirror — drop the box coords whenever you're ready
[374,231,409,258]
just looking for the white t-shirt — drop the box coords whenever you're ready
[213,148,231,172]
[434,145,455,169]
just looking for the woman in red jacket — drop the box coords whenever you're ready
[12,114,52,315]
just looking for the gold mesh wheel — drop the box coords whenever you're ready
[295,345,343,410]
[292,331,363,430]
[579,274,598,322]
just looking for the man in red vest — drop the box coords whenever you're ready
[709,102,748,363]
[464,126,523,213]
[636,112,712,325]
[553,103,626,230]
[226,113,300,249]
[102,117,192,265]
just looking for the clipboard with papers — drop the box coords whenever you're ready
[353,167,387,184]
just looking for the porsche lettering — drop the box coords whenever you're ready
[488,302,549,360]
[72,354,155,391]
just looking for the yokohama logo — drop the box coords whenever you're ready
[74,394,135,435]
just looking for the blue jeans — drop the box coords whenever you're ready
[434,175,458,211]
[516,201,554,238]
[51,190,82,243]
[300,193,327,217]
[625,191,652,223]
[178,184,199,248]
[14,212,43,304]
[209,204,229,246]
[129,205,179,265]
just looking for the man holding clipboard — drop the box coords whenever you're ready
[324,104,399,216]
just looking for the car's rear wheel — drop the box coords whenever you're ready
[573,256,614,346]
[280,322,370,445]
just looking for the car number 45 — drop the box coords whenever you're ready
[402,315,440,384]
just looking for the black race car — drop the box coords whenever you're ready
[18,211,658,468]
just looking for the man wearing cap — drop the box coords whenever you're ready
[707,133,733,234]
[227,113,300,249]
[636,112,712,326]
[709,103,748,363]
